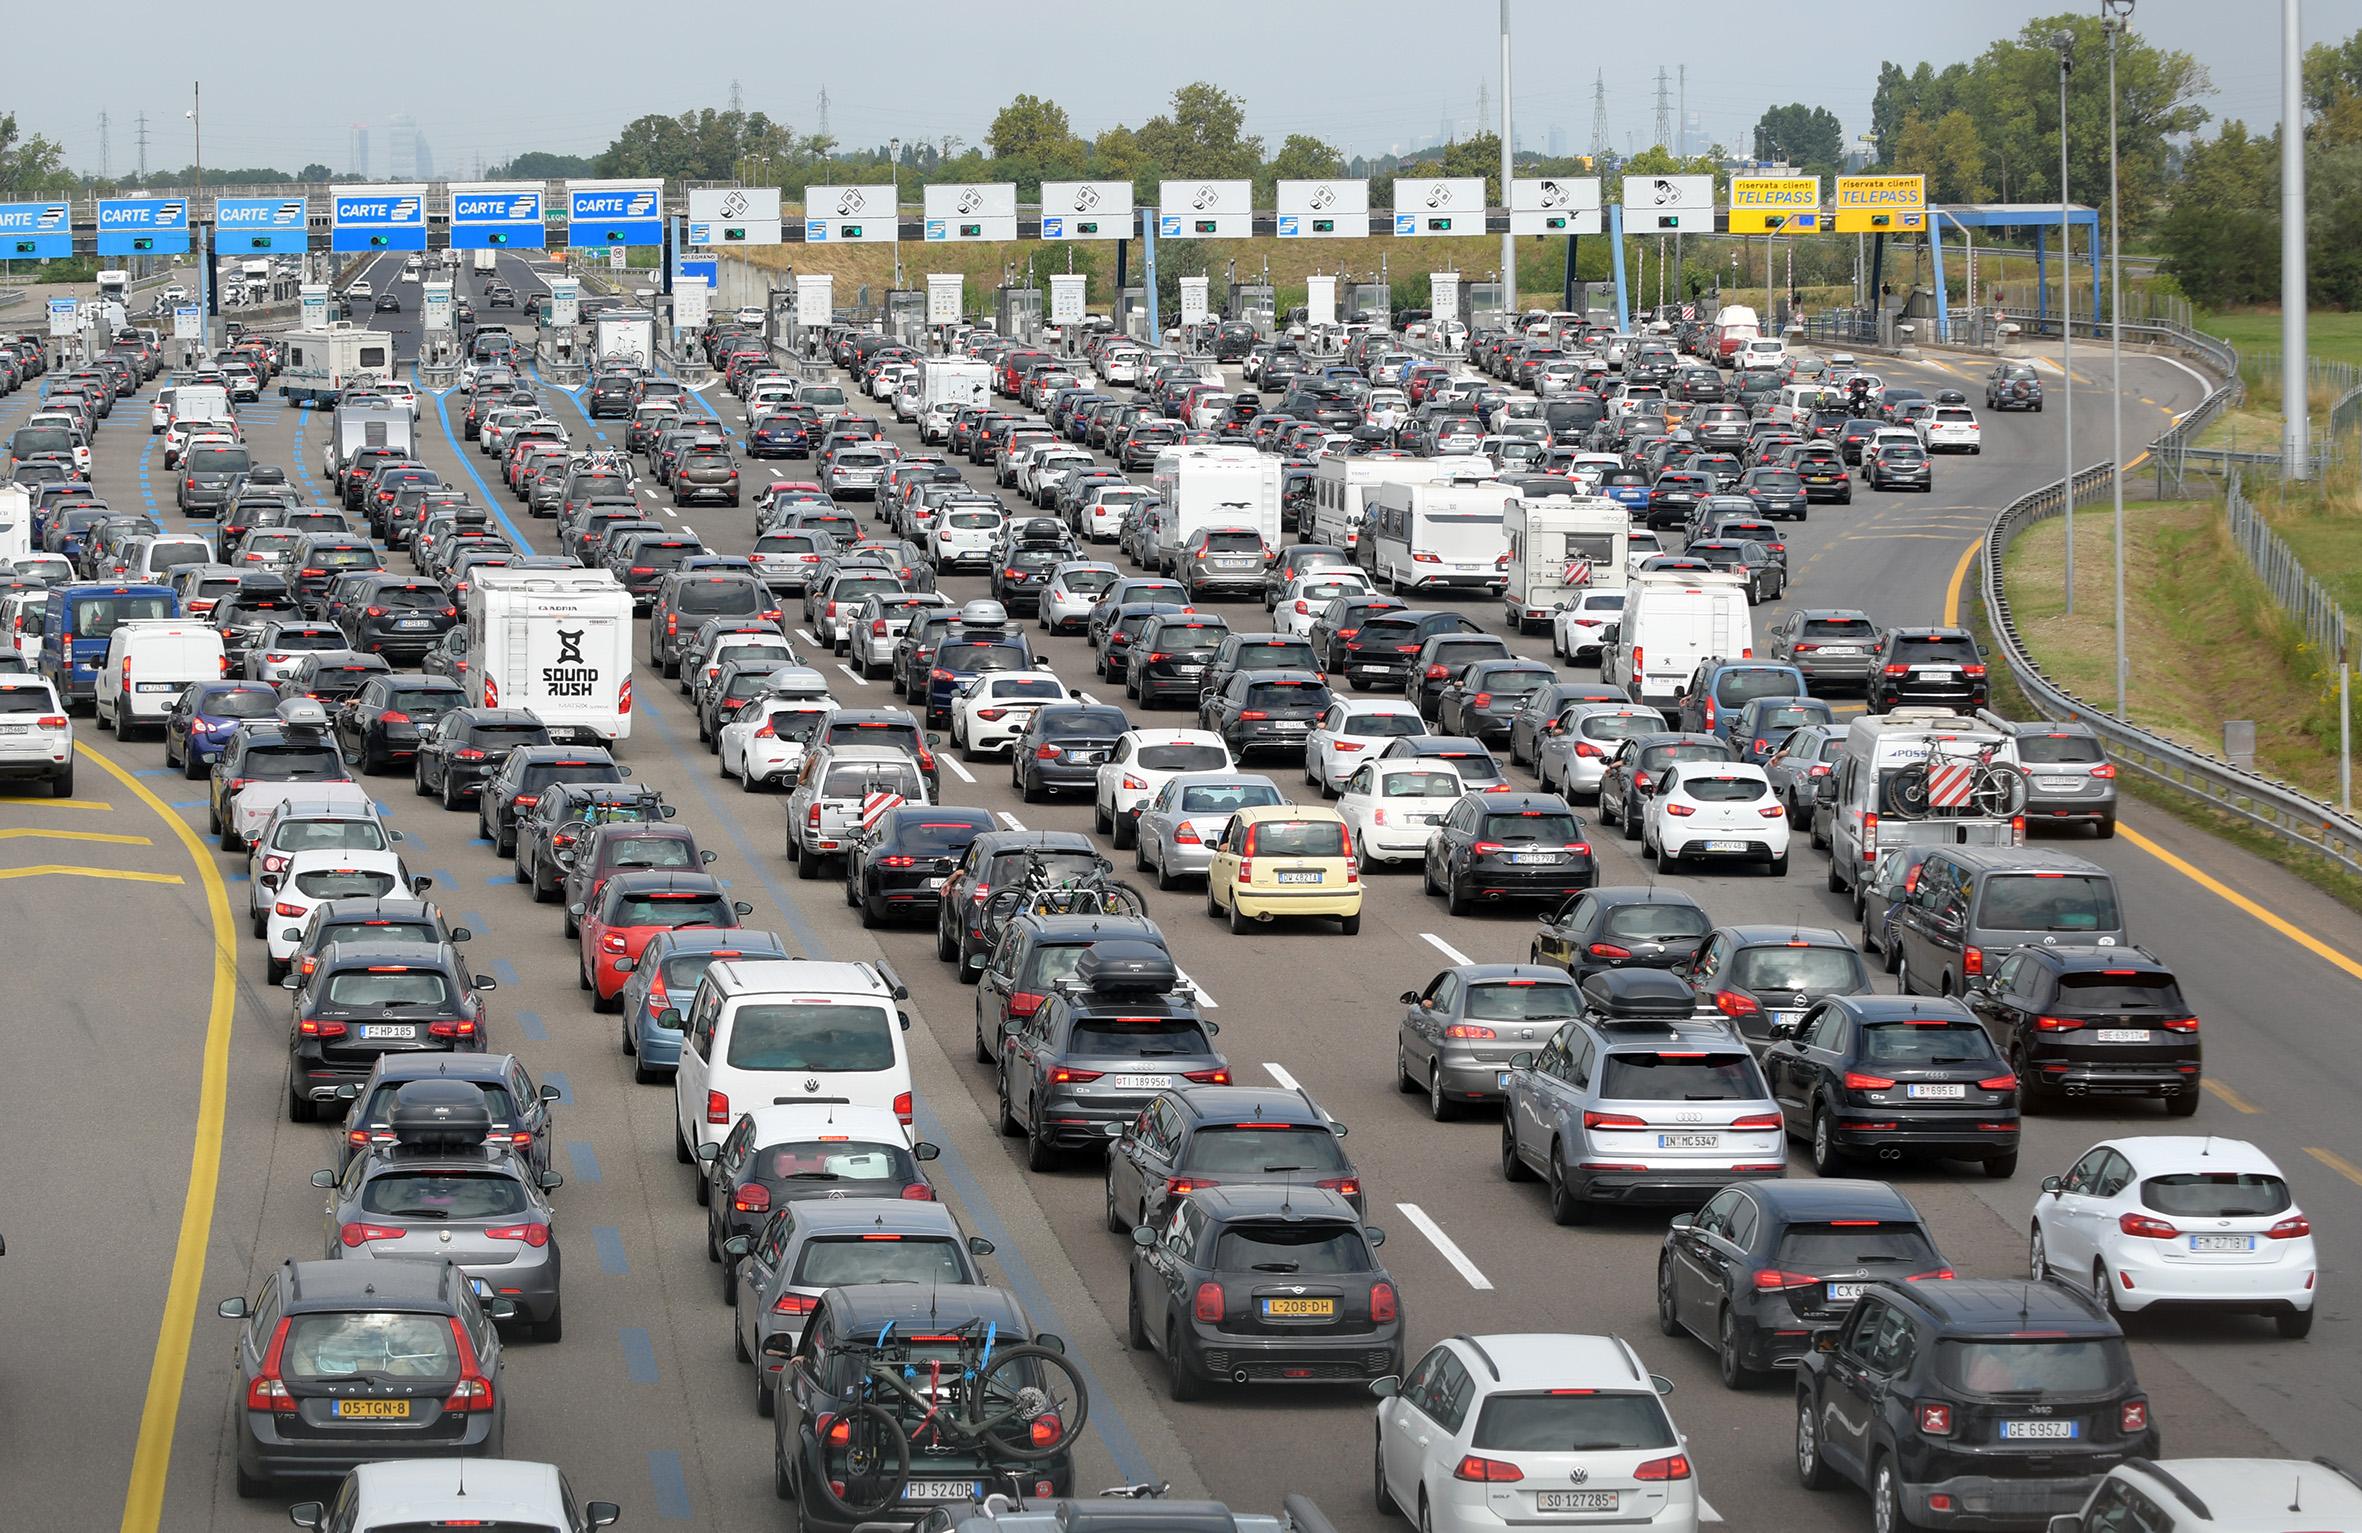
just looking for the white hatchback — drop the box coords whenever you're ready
[950,670,1072,759]
[1925,404,1982,453]
[259,848,420,976]
[1276,571,1374,639]
[1336,759,1464,865]
[2029,1136,2318,1337]
[1305,696,1427,795]
[1093,729,1234,848]
[1551,588,1627,661]
[0,675,74,797]
[719,697,837,791]
[1642,760,1790,875]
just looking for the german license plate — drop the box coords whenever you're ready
[1108,1075,1173,1091]
[1657,1133,1719,1149]
[1277,870,1322,884]
[1260,1296,1335,1318]
[2038,777,2084,791]
[1508,852,1559,865]
[1771,1010,1804,1029]
[1703,840,1748,853]
[2096,1028,2151,1042]
[1537,1491,1619,1512]
[1821,646,1863,656]
[331,1397,412,1419]
[2191,1234,2255,1253]
[361,1024,416,1041]
[1826,1282,1866,1301]
[2000,1420,2078,1440]
[904,1480,982,1500]
[1906,1083,1965,1099]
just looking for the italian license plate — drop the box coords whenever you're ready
[1509,852,1560,865]
[904,1481,982,1500]
[361,1024,416,1041]
[2000,1420,2078,1441]
[331,1397,412,1419]
[1537,1491,1619,1512]
[1702,840,1748,853]
[1657,1133,1720,1149]
[1277,870,1322,884]
[1826,1283,1867,1301]
[1906,1083,1966,1099]
[1108,1074,1173,1091]
[1261,1296,1335,1318]
[2191,1234,2255,1253]
[2096,1028,2151,1042]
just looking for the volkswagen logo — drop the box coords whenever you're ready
[437,1230,452,1244]
[803,1078,821,1093]
[1567,1469,1590,1485]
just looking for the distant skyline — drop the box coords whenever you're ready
[20,0,2362,179]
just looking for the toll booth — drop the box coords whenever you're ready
[996,284,1042,342]
[1346,283,1390,326]
[1116,286,1146,340]
[885,288,928,343]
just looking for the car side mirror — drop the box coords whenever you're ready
[387,829,405,842]
[657,1008,683,1028]
[925,731,942,747]
[695,1142,720,1163]
[585,1503,622,1531]
[411,876,434,894]
[568,902,587,918]
[486,1298,519,1321]
[1398,990,1419,1005]
[913,1142,940,1161]
[472,975,498,991]
[279,974,300,991]
[618,766,633,778]
[722,1234,751,1258]
[2042,1175,2063,1196]
[255,872,281,891]
[733,900,754,916]
[1363,1224,1385,1247]
[2047,1517,2082,1533]
[1508,1052,1533,1070]
[1812,1327,1840,1354]
[760,1334,795,1359]
[1668,1212,1695,1230]
[216,1295,250,1320]
[1649,1373,1675,1396]
[288,1503,326,1531]
[540,1171,564,1191]
[449,926,473,943]
[701,850,718,864]
[309,1169,336,1189]
[1369,1375,1400,1399]
[660,803,676,818]
[1131,1226,1157,1248]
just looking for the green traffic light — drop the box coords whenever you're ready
[723,227,746,241]
[488,232,508,245]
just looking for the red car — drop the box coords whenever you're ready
[575,869,749,1010]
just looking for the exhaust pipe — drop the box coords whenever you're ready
[1233,1369,1250,1384]
[1879,1147,1904,1161]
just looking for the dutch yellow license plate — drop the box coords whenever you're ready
[1262,1297,1335,1318]
[332,1397,413,1419]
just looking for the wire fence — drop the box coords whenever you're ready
[2227,474,2352,664]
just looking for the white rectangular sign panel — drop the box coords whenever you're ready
[1510,176,1604,236]
[172,305,203,340]
[420,282,453,332]
[686,186,782,246]
[1158,180,1251,240]
[923,183,1017,243]
[1177,276,1210,328]
[1276,180,1370,239]
[926,273,964,324]
[546,276,579,329]
[1303,274,1337,328]
[795,274,834,326]
[46,297,76,337]
[1622,173,1713,234]
[1048,273,1088,324]
[803,184,897,244]
[1394,178,1486,237]
[1431,271,1462,321]
[673,278,710,329]
[299,285,329,330]
[1039,181,1133,241]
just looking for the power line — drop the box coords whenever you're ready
[729,78,743,115]
[1653,66,1673,152]
[98,111,110,179]
[1590,72,1610,159]
[134,111,149,178]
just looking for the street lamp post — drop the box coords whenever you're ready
[887,137,903,296]
[1499,0,1515,313]
[2104,0,2132,717]
[2283,0,2311,478]
[188,81,206,358]
[2054,31,2077,614]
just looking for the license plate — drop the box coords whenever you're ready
[1508,852,1560,865]
[2191,1234,2256,1253]
[1820,646,1863,656]
[1080,750,1109,764]
[1276,870,1322,884]
[1108,1074,1173,1091]
[904,1481,982,1501]
[396,618,431,630]
[1771,1010,1804,1029]
[1906,1083,1966,1099]
[1273,719,1307,730]
[1921,667,1959,678]
[1260,1296,1336,1318]
[361,1024,416,1041]
[1497,1071,1512,1088]
[2096,1028,2151,1042]
[1656,1133,1720,1149]
[331,1397,413,1419]
[925,876,948,890]
[1826,1283,1867,1301]
[2000,1420,2078,1441]
[1537,1491,1619,1512]
[1702,840,1748,853]
[138,681,178,692]
[2037,777,2085,791]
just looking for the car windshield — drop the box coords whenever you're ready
[1183,1124,1348,1175]
[604,836,696,871]
[322,969,454,1007]
[1212,1223,1370,1275]
[188,448,251,474]
[1138,743,1229,772]
[611,891,733,928]
[1070,1019,1215,1057]
[2017,733,2106,766]
[1477,810,1582,843]
[792,1237,970,1289]
[754,1140,917,1186]
[2053,971,2184,1010]
[1937,1339,2129,1395]
[360,1171,531,1220]
[2141,1172,2292,1218]
[281,1312,458,1381]
[1681,775,1767,802]
[1772,1223,1942,1270]
[1976,874,2121,932]
[72,594,176,637]
[1891,635,1977,664]
[725,1003,897,1071]
[1472,1392,1676,1453]
[1729,946,1867,992]
[197,689,276,719]
[678,580,764,614]
[274,820,388,853]
[1578,713,1657,743]
[1600,1049,1764,1100]
[1464,982,1582,1021]
[293,868,398,899]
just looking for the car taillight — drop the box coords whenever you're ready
[1976,1073,2018,1091]
[1192,1282,1224,1322]
[893,1091,912,1125]
[1049,1066,1104,1084]
[2118,1212,2179,1240]
[601,933,628,953]
[1454,1455,1525,1483]
[1963,945,1983,976]
[2267,1215,2313,1240]
[2090,762,2118,779]
[1730,1112,1783,1130]
[1368,1281,1398,1323]
[1183,1068,1231,1084]
[1663,802,1695,817]
[1916,1403,1954,1436]
[2120,1399,2148,1433]
[246,1318,296,1413]
[427,1019,479,1039]
[1583,1110,1647,1130]
[1165,1176,1217,1198]
[1843,1071,1896,1092]
[772,1291,818,1315]
[442,1316,495,1414]
[1753,1269,1820,1291]
[339,1222,404,1246]
[705,1090,730,1126]
[733,1182,772,1214]
[2161,1015,2200,1033]
[485,1223,550,1247]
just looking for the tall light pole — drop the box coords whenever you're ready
[2283,0,2311,478]
[2054,31,2077,613]
[887,136,903,295]
[188,81,205,357]
[1499,0,1516,314]
[2105,0,2132,717]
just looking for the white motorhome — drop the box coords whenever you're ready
[321,404,415,482]
[1149,447,1284,558]
[592,309,656,370]
[1362,476,1511,593]
[472,249,499,275]
[1825,709,2026,898]
[465,569,635,744]
[1304,455,1455,550]
[1501,494,1630,632]
[279,325,396,409]
[0,484,33,567]
[916,357,992,439]
[1604,569,1754,716]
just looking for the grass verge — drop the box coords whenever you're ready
[2199,309,2362,371]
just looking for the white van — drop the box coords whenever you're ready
[169,384,233,433]
[1825,709,2026,898]
[1604,570,1753,717]
[95,620,226,739]
[670,958,915,1162]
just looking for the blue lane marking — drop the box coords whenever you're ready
[565,1141,602,1183]
[489,957,519,986]
[421,366,537,551]
[593,1225,629,1275]
[430,868,455,891]
[646,1450,692,1521]
[515,1009,548,1042]
[619,1326,659,1383]
[541,1070,572,1104]
[485,871,514,886]
[226,871,248,884]
[133,767,173,778]
[458,909,487,934]
[470,836,493,847]
[168,798,206,809]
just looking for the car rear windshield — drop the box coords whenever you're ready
[369,586,446,611]
[1472,1392,1676,1453]
[1070,1019,1214,1057]
[274,820,388,854]
[2141,1172,2292,1218]
[147,542,210,569]
[1890,634,1977,664]
[205,689,281,718]
[1138,742,1230,772]
[187,448,251,474]
[1477,810,1583,842]
[1183,1124,1348,1175]
[1729,945,1867,992]
[754,1139,917,1188]
[1801,617,1877,641]
[1179,783,1284,814]
[281,1313,458,1381]
[725,1002,897,1071]
[1464,982,1582,1021]
[294,868,398,899]
[1245,819,1347,857]
[823,763,922,798]
[1599,1049,1765,1100]
[469,724,550,748]
[1860,1020,2001,1063]
[611,891,733,928]
[520,762,622,793]
[1242,679,1329,709]
[1576,713,1657,744]
[323,969,455,1007]
[2017,733,2107,766]
[71,593,176,637]
[678,579,765,614]
[247,744,346,779]
[1713,669,1802,706]
[1773,1223,1942,1270]
[1212,1222,1369,1274]
[988,849,1103,886]
[1378,769,1461,799]
[792,1237,969,1289]
[1681,774,1767,802]
[1936,1339,2129,1395]
[1976,873,2121,932]
[360,1171,531,1220]
[937,642,1027,673]
[1200,529,1263,552]
[2052,970,2184,1010]
[946,510,1002,529]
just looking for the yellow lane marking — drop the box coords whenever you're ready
[1942,539,1980,626]
[81,741,236,1533]
[0,828,155,846]
[2306,1146,2362,1189]
[1,797,118,811]
[0,864,183,886]
[2119,825,2362,985]
[2204,1079,2260,1114]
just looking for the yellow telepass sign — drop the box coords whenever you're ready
[1834,174,1928,233]
[1728,176,1822,234]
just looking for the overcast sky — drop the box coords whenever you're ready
[20,0,2362,179]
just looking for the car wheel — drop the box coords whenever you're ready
[2278,1304,2316,1339]
[1426,1067,1457,1121]
[1227,894,1249,935]
[286,1071,316,1123]
[2028,1226,2051,1282]
[1545,1143,1593,1224]
[1112,810,1136,850]
[996,1072,1021,1137]
[1811,1108,1844,1175]
[1164,1322,1199,1401]
[1984,1150,2018,1180]
[1795,1392,1836,1490]
[1025,1108,1058,1172]
[1499,1117,1531,1181]
[1655,1257,1683,1337]
[1872,1455,1917,1533]
[1718,1307,1755,1390]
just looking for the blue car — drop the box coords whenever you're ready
[40,582,177,704]
[923,633,1035,727]
[164,680,284,776]
[1730,695,1838,764]
[619,926,792,1081]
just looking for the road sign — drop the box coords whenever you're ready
[1158,180,1250,240]
[1728,174,1823,234]
[1048,273,1087,324]
[1039,181,1133,241]
[97,197,192,256]
[795,273,834,325]
[1177,276,1209,328]
[1304,274,1337,327]
[674,278,710,329]
[46,297,76,337]
[299,285,329,330]
[1510,177,1602,236]
[172,304,202,339]
[1622,174,1711,234]
[420,281,453,332]
[607,245,628,271]
[926,273,964,324]
[923,183,1017,243]
[547,277,579,329]
[449,182,548,250]
[214,196,310,253]
[1431,272,1461,322]
[804,184,896,244]
[686,186,782,246]
[0,202,72,260]
[677,257,717,290]
[330,183,426,253]
[565,179,664,247]
[1393,178,1485,237]
[1833,174,1927,234]
[1276,179,1370,239]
